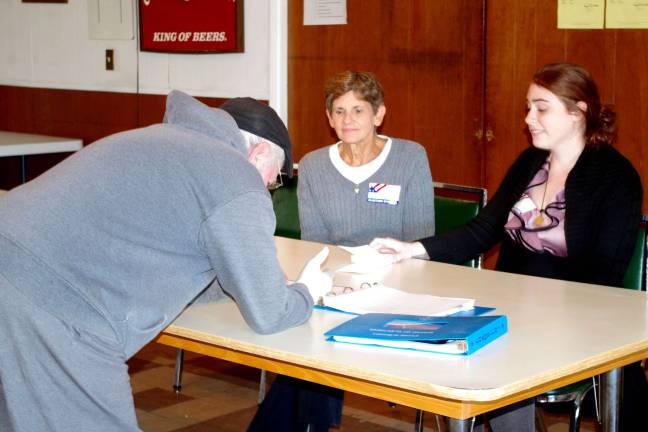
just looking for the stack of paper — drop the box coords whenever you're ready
[337,245,394,274]
[320,284,474,316]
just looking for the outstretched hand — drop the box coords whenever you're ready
[369,238,428,262]
[296,247,333,303]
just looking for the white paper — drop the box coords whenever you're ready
[321,285,475,316]
[303,0,347,26]
[557,0,604,29]
[331,335,467,354]
[337,245,393,274]
[340,244,393,264]
[606,0,648,29]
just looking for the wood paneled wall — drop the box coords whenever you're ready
[288,0,486,188]
[3,1,648,209]
[288,0,648,213]
[0,86,227,189]
[485,1,648,207]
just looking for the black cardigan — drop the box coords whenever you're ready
[421,145,643,287]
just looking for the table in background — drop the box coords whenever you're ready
[156,237,648,432]
[0,131,83,183]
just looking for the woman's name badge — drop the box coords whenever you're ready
[367,183,401,205]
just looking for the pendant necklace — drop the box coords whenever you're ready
[344,138,380,195]
[534,179,549,226]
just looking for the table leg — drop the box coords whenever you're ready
[258,369,267,404]
[447,417,473,432]
[20,155,26,183]
[173,348,184,393]
[600,367,623,432]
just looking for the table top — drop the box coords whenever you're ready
[162,236,648,413]
[0,131,83,157]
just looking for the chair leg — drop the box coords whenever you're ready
[258,369,267,404]
[435,414,444,432]
[535,406,549,432]
[569,387,590,432]
[592,376,600,423]
[414,409,448,432]
[414,409,424,432]
[173,348,184,393]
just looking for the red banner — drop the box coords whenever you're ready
[139,0,244,53]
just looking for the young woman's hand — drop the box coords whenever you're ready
[369,238,428,262]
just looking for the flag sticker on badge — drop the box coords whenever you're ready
[368,183,401,205]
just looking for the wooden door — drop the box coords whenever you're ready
[288,0,486,187]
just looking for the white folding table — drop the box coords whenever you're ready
[0,131,83,183]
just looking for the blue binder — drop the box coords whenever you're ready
[324,313,507,355]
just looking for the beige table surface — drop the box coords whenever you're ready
[157,236,648,425]
[0,131,82,156]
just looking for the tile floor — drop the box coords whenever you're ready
[129,343,599,432]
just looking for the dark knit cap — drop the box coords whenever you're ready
[220,97,293,177]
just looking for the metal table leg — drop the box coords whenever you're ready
[258,369,267,404]
[447,417,473,432]
[600,367,623,432]
[173,348,184,393]
[20,155,26,183]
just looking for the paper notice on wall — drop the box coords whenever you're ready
[557,0,604,29]
[606,0,648,29]
[304,0,347,26]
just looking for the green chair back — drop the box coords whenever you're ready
[622,216,648,291]
[433,183,487,268]
[271,175,301,239]
[433,196,480,235]
[270,178,490,254]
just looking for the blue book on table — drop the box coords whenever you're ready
[324,313,507,355]
[448,306,496,317]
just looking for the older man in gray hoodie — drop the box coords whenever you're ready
[0,91,330,431]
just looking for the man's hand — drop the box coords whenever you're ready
[296,247,333,303]
[369,238,428,262]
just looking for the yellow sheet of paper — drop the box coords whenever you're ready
[606,0,648,29]
[557,0,605,29]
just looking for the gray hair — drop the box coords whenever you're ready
[240,129,285,173]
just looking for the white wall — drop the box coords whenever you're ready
[0,0,284,104]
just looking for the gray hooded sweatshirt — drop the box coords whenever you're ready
[0,90,312,358]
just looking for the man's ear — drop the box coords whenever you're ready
[247,140,270,165]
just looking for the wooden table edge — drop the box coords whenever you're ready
[156,331,648,419]
[0,140,83,156]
